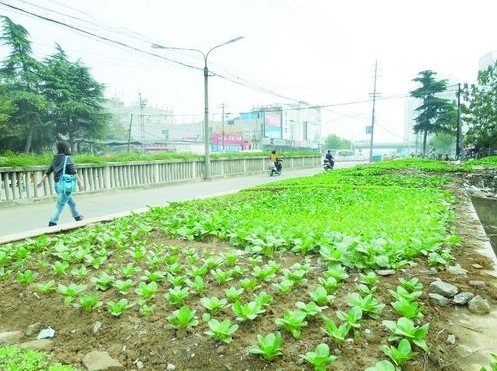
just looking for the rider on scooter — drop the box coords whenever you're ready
[270,150,282,173]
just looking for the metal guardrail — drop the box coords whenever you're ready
[0,156,321,202]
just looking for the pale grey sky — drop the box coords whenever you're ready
[1,0,496,142]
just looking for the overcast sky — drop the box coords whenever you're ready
[1,0,496,143]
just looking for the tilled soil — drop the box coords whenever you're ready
[0,175,496,371]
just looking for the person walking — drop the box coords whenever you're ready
[37,141,84,226]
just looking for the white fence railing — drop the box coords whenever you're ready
[0,156,321,202]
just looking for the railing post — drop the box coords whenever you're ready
[103,165,111,190]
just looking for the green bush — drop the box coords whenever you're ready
[0,345,76,370]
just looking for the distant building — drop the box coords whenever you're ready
[105,98,322,153]
[479,50,497,71]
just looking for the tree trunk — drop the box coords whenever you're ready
[422,130,428,157]
[24,125,33,153]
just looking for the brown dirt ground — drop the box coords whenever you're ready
[0,173,496,371]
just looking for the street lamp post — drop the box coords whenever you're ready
[152,36,244,180]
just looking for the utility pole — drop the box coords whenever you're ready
[127,114,134,153]
[369,60,380,163]
[456,83,462,159]
[220,103,226,152]
[138,92,145,153]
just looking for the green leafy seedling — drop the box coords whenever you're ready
[36,280,56,294]
[391,297,424,319]
[399,277,423,292]
[346,293,385,319]
[232,300,265,321]
[359,271,378,286]
[224,287,244,302]
[248,332,283,362]
[480,353,497,371]
[135,281,158,301]
[322,316,350,344]
[107,298,132,317]
[16,270,38,285]
[91,272,115,291]
[200,296,228,315]
[272,278,295,293]
[295,301,327,318]
[239,277,260,292]
[168,306,199,328]
[301,343,337,371]
[275,310,308,339]
[309,286,334,306]
[78,292,103,312]
[113,279,134,295]
[186,276,206,294]
[205,318,238,344]
[336,307,362,329]
[57,283,87,305]
[165,286,190,306]
[382,317,429,352]
[382,338,416,366]
[365,360,396,371]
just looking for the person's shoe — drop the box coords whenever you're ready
[48,221,57,227]
[74,215,84,221]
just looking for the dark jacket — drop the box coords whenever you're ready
[45,154,77,182]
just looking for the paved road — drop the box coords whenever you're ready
[0,162,361,243]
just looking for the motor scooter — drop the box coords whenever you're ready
[323,158,334,171]
[269,159,283,176]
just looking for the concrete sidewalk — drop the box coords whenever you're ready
[0,166,336,243]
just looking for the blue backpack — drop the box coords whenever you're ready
[57,156,76,195]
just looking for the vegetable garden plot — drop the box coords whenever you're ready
[1,160,496,371]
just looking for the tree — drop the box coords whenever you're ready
[410,70,457,156]
[461,62,497,157]
[0,16,47,153]
[323,134,351,151]
[42,45,111,153]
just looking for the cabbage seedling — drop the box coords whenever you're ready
[168,306,199,328]
[186,276,206,294]
[224,287,244,302]
[165,286,190,306]
[205,319,238,344]
[57,283,87,305]
[272,278,295,293]
[346,293,385,319]
[364,360,396,371]
[107,298,132,317]
[275,310,308,339]
[91,272,115,291]
[382,339,416,366]
[52,261,70,275]
[336,307,362,330]
[322,316,350,344]
[232,300,265,321]
[78,292,103,313]
[382,317,429,351]
[200,296,228,315]
[248,332,283,362]
[309,286,334,306]
[36,280,56,294]
[295,301,327,318]
[135,281,158,301]
[113,279,134,295]
[16,270,38,285]
[300,343,337,371]
[391,297,425,319]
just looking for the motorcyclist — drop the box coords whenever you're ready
[270,150,282,173]
[325,150,334,167]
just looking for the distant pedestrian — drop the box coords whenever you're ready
[37,141,84,227]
